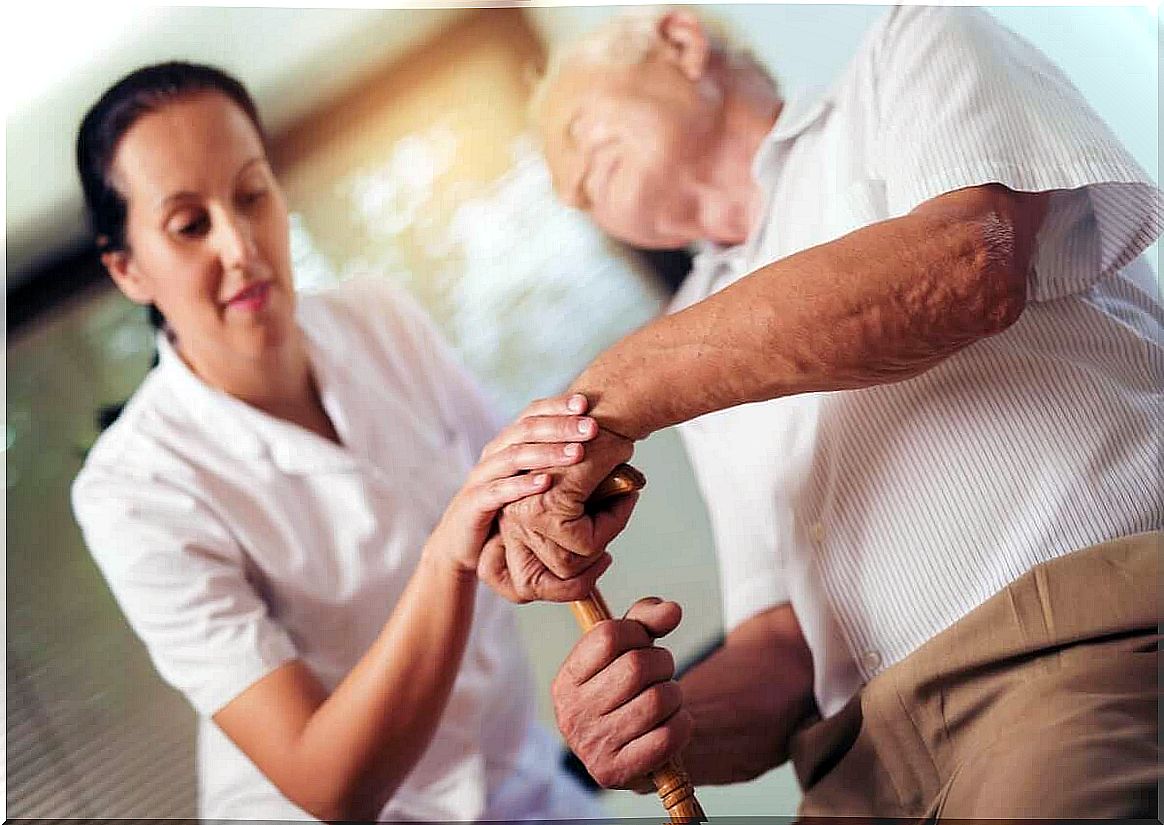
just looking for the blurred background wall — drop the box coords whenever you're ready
[5,3,1159,819]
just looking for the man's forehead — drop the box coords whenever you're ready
[538,63,629,200]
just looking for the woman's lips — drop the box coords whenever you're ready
[227,281,271,312]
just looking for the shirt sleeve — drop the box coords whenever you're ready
[869,6,1163,302]
[675,425,790,632]
[72,466,298,717]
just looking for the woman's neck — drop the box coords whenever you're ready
[177,328,340,444]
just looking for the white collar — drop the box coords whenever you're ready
[748,82,834,183]
[722,86,835,253]
[154,307,360,475]
[670,85,834,314]
[772,84,834,142]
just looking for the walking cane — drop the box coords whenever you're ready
[573,463,706,822]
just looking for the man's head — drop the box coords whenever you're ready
[532,8,780,249]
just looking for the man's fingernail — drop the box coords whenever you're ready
[533,474,549,485]
[569,394,586,412]
[578,419,594,434]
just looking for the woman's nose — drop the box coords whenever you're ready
[215,212,258,270]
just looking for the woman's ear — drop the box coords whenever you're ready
[657,10,712,82]
[102,249,153,305]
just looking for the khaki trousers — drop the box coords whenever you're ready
[790,531,1161,821]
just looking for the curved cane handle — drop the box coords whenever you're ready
[571,464,706,823]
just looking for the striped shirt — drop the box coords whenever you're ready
[672,5,1163,717]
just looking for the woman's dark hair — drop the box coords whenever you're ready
[79,62,266,431]
[76,61,267,258]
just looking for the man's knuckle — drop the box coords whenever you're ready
[591,622,618,657]
[649,736,674,766]
[623,649,649,683]
[591,763,617,789]
[639,684,665,719]
[591,730,619,763]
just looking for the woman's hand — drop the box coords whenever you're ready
[423,393,601,578]
[216,393,602,821]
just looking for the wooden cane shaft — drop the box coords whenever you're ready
[568,590,614,629]
[570,465,706,822]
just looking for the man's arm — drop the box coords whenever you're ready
[679,603,816,785]
[553,600,815,790]
[574,183,1047,441]
[480,184,1048,598]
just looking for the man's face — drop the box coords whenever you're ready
[541,60,722,250]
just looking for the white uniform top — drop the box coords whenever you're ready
[72,277,603,821]
[672,6,1163,718]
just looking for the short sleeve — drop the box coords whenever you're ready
[675,425,790,632]
[72,467,298,717]
[869,6,1163,301]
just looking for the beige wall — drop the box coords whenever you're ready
[272,9,544,312]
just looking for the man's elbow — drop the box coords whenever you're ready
[969,185,1050,335]
[917,183,1046,338]
[974,207,1030,336]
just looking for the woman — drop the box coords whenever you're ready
[70,62,625,821]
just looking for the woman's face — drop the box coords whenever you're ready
[103,91,296,366]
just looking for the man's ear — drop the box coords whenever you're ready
[101,249,153,306]
[657,10,711,82]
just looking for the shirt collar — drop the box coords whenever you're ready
[155,313,359,474]
[670,84,834,314]
[750,83,834,180]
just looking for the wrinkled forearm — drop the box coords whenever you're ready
[677,604,817,786]
[572,186,1040,440]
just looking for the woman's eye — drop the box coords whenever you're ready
[171,213,209,238]
[238,189,267,207]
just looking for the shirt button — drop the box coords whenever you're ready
[862,650,883,671]
[808,522,826,544]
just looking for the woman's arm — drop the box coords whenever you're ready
[215,554,475,821]
[214,394,603,821]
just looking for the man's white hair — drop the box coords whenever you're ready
[530,6,777,126]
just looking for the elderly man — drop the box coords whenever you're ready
[478,6,1162,819]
